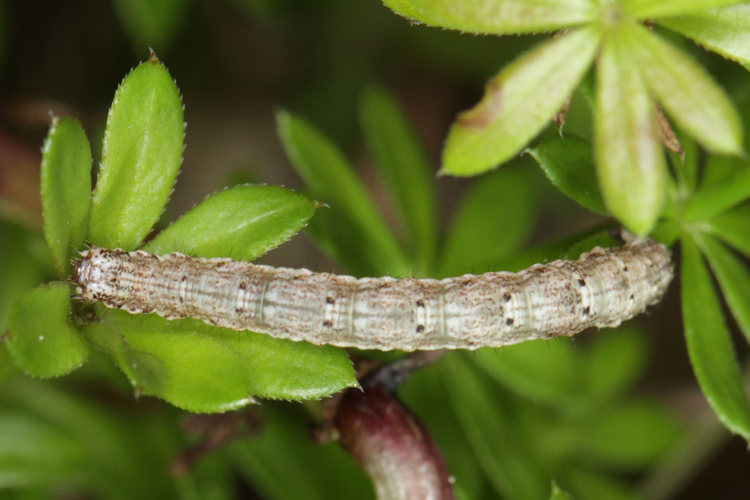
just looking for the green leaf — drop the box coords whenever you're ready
[6,283,89,379]
[89,54,184,251]
[595,24,666,235]
[227,404,372,500]
[680,235,750,440]
[628,23,742,154]
[441,27,600,176]
[359,86,437,273]
[84,310,356,412]
[707,204,750,257]
[442,354,549,500]
[144,184,317,260]
[659,4,750,68]
[277,110,410,277]
[40,117,92,276]
[573,400,682,468]
[381,0,597,35]
[697,234,750,343]
[439,162,539,277]
[683,167,750,222]
[622,0,749,19]
[526,135,607,214]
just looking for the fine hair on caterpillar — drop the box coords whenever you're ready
[72,238,673,351]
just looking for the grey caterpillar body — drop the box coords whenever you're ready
[72,239,673,351]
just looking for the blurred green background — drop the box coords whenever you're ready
[1,1,750,498]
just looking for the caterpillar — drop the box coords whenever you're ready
[72,238,673,351]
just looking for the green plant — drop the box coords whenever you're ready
[1,1,750,498]
[383,0,748,236]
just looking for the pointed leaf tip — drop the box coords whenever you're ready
[89,57,184,250]
[441,27,600,177]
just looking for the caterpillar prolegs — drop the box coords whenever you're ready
[73,238,673,351]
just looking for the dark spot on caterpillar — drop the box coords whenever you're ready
[235,307,243,313]
[583,306,590,315]
[239,282,246,290]
[326,297,335,305]
[416,299,425,308]
[630,294,635,300]
[182,275,188,283]
[506,318,514,326]
[416,324,425,333]
[323,320,333,327]
[578,278,586,287]
[503,292,511,302]
[623,265,629,272]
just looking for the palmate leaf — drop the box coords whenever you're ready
[89,53,184,251]
[381,0,597,35]
[441,26,600,176]
[681,235,750,440]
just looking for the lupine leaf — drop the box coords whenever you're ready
[380,0,597,35]
[144,184,318,261]
[681,235,750,440]
[40,117,92,276]
[622,0,749,19]
[595,23,665,235]
[277,110,410,277]
[526,134,607,214]
[359,86,437,273]
[89,54,184,250]
[628,23,742,154]
[441,27,600,176]
[659,4,750,68]
[6,283,89,379]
